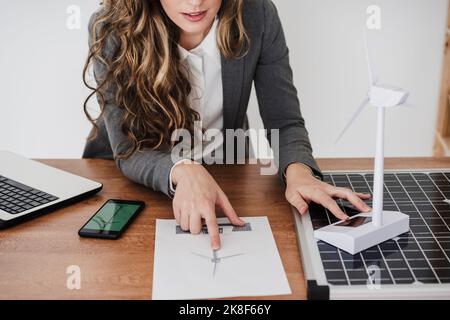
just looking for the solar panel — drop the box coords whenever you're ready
[296,170,450,299]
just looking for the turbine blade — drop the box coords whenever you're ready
[191,252,211,260]
[401,102,416,109]
[335,97,370,143]
[220,253,245,260]
[364,29,379,85]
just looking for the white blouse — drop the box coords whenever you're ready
[170,18,223,192]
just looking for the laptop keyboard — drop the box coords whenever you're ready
[0,175,59,215]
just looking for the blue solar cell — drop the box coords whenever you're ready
[311,171,450,287]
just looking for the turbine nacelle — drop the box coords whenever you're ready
[369,84,409,108]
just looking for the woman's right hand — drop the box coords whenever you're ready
[171,161,245,250]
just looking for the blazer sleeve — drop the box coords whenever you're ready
[253,0,323,183]
[87,12,177,197]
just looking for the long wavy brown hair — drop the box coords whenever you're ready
[83,0,249,159]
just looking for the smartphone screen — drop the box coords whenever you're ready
[78,199,145,239]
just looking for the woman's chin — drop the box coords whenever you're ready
[177,16,215,35]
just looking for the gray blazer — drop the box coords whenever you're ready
[83,0,322,196]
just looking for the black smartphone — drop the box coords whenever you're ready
[78,199,145,239]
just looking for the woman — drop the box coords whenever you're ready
[83,0,371,249]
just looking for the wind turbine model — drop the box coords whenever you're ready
[314,32,410,255]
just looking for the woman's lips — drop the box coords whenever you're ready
[181,10,207,22]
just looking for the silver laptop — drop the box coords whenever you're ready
[0,151,103,228]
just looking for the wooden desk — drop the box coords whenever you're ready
[1,157,450,299]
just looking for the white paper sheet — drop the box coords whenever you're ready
[152,216,291,300]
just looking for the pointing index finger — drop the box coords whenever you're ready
[205,215,221,250]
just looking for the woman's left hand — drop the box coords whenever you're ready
[285,163,372,220]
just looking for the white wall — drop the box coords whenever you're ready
[0,0,448,159]
[0,0,98,158]
[249,0,449,158]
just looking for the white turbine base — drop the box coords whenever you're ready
[314,211,410,255]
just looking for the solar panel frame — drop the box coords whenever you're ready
[293,168,450,300]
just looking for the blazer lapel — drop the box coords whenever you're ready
[221,55,245,129]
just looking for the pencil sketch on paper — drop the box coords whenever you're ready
[191,250,245,276]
